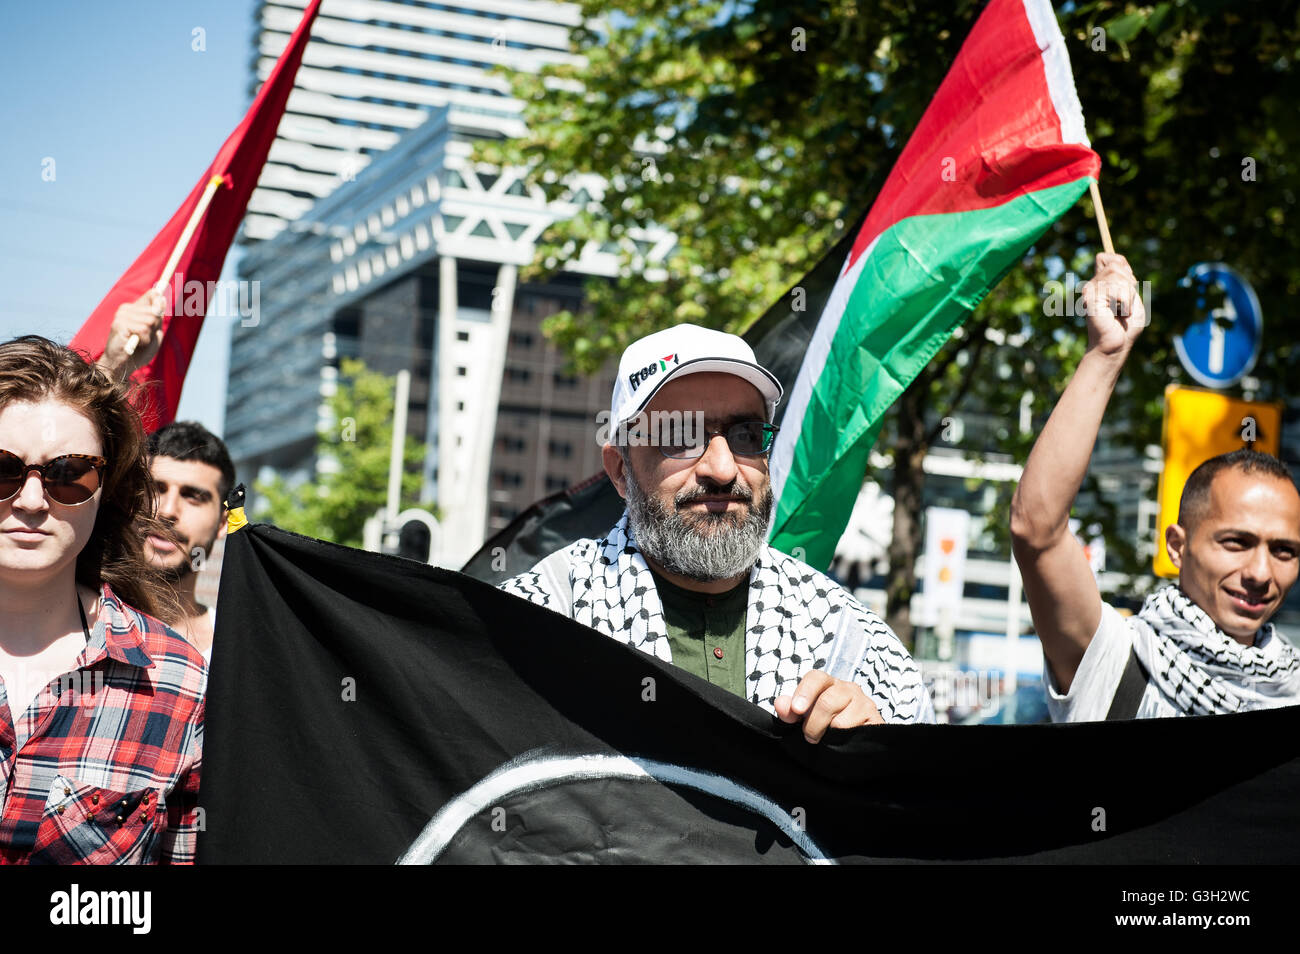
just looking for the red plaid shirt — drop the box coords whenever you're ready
[0,583,206,864]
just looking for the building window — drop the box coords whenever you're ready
[497,435,526,453]
[492,469,523,489]
[456,366,467,376]
[504,367,532,383]
[457,330,470,341]
[548,440,574,459]
[545,474,569,492]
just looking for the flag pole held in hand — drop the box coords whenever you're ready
[1087,179,1115,255]
[124,174,228,357]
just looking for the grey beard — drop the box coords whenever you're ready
[623,464,773,582]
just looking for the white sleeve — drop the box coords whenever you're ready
[1042,602,1134,723]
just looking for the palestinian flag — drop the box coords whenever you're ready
[465,0,1099,579]
[767,0,1099,566]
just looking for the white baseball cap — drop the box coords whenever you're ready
[610,323,783,426]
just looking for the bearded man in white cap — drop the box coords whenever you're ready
[501,324,934,737]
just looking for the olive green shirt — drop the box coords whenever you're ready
[647,567,749,699]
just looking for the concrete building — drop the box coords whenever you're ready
[227,1,683,563]
[244,0,582,241]
[227,102,654,564]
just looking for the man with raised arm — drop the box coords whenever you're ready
[1011,253,1300,720]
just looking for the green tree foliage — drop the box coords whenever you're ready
[254,359,427,547]
[479,0,1300,641]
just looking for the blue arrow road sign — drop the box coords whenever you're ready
[1173,263,1262,389]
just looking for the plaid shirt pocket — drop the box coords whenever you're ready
[31,775,166,865]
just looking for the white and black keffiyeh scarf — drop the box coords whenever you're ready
[501,514,929,722]
[1129,585,1300,715]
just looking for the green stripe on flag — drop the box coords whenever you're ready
[770,178,1091,568]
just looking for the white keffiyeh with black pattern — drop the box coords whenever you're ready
[1129,584,1300,715]
[500,513,933,723]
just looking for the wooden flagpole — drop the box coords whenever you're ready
[1088,179,1114,255]
[124,173,227,356]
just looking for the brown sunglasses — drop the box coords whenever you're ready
[0,449,108,506]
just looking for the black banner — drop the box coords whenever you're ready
[199,523,1300,864]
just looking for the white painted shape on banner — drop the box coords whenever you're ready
[396,751,834,865]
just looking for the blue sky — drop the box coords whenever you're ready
[0,0,261,436]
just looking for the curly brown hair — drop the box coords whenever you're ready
[0,335,179,621]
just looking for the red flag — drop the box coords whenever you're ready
[71,0,323,430]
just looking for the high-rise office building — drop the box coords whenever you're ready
[243,0,582,242]
[227,2,669,565]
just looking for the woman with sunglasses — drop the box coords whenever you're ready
[0,335,205,864]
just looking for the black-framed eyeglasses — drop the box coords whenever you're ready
[651,421,780,460]
[0,449,108,506]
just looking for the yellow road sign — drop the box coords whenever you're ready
[1154,385,1283,577]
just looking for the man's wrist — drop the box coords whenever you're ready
[1077,345,1129,386]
